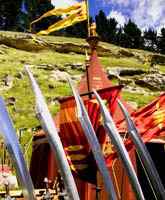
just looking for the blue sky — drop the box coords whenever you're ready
[51,0,165,32]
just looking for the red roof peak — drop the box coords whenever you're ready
[78,48,112,94]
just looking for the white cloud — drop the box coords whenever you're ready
[110,0,130,7]
[132,0,165,31]
[108,10,126,27]
[148,0,164,22]
[100,0,130,7]
[157,18,165,34]
[51,0,77,8]
[96,0,165,32]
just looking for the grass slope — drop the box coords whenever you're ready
[0,32,163,131]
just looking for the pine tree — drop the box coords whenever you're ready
[27,0,38,21]
[95,10,108,41]
[123,20,143,48]
[0,0,22,30]
[106,17,118,43]
[143,28,157,52]
[15,0,29,32]
[158,28,165,54]
[115,27,126,46]
[0,0,55,32]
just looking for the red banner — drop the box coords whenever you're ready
[59,86,122,183]
[106,93,165,167]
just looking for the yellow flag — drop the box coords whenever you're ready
[31,1,87,34]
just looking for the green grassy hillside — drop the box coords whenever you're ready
[0,31,164,131]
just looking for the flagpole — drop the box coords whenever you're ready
[85,0,90,37]
[84,0,92,98]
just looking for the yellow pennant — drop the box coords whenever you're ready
[65,145,84,151]
[30,1,87,34]
[67,154,87,161]
[70,163,88,171]
[153,102,165,129]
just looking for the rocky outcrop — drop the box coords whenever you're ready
[6,97,16,106]
[0,31,48,51]
[135,73,165,91]
[15,72,24,79]
[50,69,82,83]
[146,54,165,65]
[123,85,150,94]
[118,49,134,57]
[0,31,124,57]
[36,64,57,71]
[50,70,69,82]
[64,62,85,71]
[108,67,164,92]
[107,67,146,78]
[3,75,13,87]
